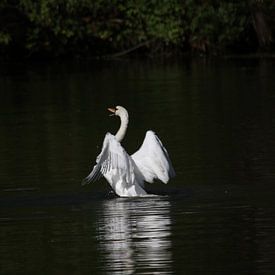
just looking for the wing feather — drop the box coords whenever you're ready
[82,133,138,186]
[131,130,175,184]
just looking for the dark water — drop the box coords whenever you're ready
[0,59,275,274]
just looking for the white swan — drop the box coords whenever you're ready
[82,106,175,197]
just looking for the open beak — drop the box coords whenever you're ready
[108,107,116,116]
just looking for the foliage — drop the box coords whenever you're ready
[182,1,251,53]
[0,32,11,45]
[0,0,274,58]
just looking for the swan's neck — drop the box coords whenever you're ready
[115,113,129,142]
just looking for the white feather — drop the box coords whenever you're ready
[131,130,175,184]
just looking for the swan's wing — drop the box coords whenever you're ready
[82,133,137,185]
[131,130,175,184]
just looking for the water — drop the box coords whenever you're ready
[0,58,275,274]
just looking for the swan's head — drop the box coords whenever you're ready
[108,106,128,119]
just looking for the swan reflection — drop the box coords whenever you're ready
[96,197,172,274]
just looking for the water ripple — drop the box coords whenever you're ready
[96,197,172,274]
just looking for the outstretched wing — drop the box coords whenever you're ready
[82,133,138,185]
[131,130,175,184]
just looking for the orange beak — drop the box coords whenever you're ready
[108,107,116,115]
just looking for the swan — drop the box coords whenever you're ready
[82,106,175,197]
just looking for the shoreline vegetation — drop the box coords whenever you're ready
[0,0,274,61]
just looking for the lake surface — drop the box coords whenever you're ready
[0,58,275,274]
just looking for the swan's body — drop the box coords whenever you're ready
[82,106,175,197]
